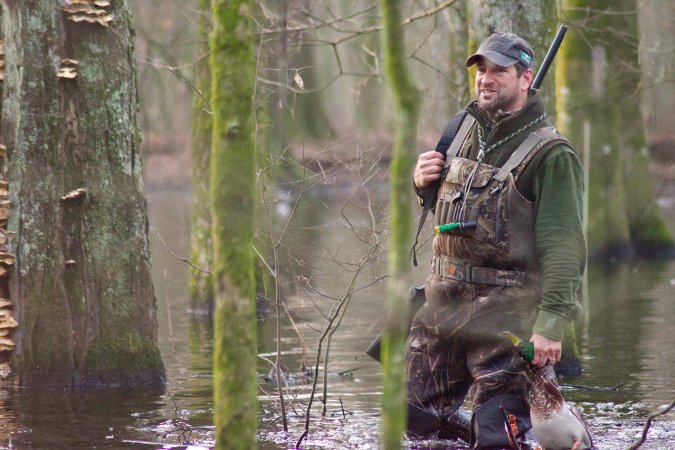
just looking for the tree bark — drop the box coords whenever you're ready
[556,0,673,258]
[1,0,164,386]
[378,0,421,448]
[209,0,257,448]
[189,0,214,309]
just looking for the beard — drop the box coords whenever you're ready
[477,87,518,118]
[477,89,520,117]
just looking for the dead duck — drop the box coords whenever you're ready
[504,332,594,450]
[530,365,593,450]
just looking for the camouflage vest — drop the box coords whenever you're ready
[431,117,570,287]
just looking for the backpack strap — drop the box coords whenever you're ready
[412,110,473,266]
[440,111,474,158]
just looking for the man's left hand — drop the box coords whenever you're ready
[529,334,562,368]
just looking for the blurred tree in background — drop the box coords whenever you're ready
[557,0,673,259]
[189,0,214,309]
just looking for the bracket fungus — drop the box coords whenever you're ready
[0,202,9,229]
[0,253,13,267]
[0,174,16,358]
[60,187,87,202]
[0,39,4,81]
[0,249,13,280]
[63,0,113,26]
[0,172,14,360]
[57,58,79,79]
[0,308,17,334]
[0,307,15,357]
[0,179,8,230]
[0,230,14,253]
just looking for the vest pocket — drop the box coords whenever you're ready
[436,183,502,245]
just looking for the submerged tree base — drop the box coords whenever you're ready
[589,242,675,262]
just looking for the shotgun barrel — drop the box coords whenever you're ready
[531,25,568,90]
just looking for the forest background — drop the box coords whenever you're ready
[135,0,675,447]
[0,0,672,449]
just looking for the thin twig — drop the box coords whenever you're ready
[149,226,211,274]
[625,400,675,450]
[258,178,289,433]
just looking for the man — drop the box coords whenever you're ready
[408,32,586,448]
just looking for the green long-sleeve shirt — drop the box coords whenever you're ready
[530,145,586,340]
[468,94,586,341]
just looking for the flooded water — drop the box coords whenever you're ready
[0,185,673,449]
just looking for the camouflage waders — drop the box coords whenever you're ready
[407,124,570,448]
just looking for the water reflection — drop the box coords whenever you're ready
[580,261,675,406]
[3,386,166,448]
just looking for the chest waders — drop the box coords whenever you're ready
[406,119,571,449]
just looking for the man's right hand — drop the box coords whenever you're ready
[413,151,445,190]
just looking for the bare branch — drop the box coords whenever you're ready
[625,400,675,450]
[149,226,211,296]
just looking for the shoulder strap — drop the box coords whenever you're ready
[436,110,471,157]
[412,110,472,267]
[493,126,569,183]
[444,114,475,160]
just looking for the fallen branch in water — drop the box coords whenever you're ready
[559,382,624,392]
[625,400,675,450]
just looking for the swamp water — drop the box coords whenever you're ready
[0,187,672,449]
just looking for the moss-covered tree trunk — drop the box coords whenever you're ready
[379,0,420,448]
[189,0,214,309]
[0,0,164,386]
[209,0,257,448]
[556,0,672,258]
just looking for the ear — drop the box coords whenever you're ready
[521,68,533,91]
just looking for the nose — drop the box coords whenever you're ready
[481,69,495,84]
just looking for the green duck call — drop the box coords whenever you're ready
[434,221,477,235]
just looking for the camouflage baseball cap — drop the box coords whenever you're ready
[465,32,534,68]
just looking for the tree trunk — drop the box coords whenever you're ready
[556,0,673,258]
[0,1,16,372]
[378,0,421,448]
[189,0,214,309]
[1,0,164,386]
[209,0,257,448]
[638,0,675,150]
[637,0,675,217]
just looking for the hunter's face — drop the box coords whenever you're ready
[475,57,531,116]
